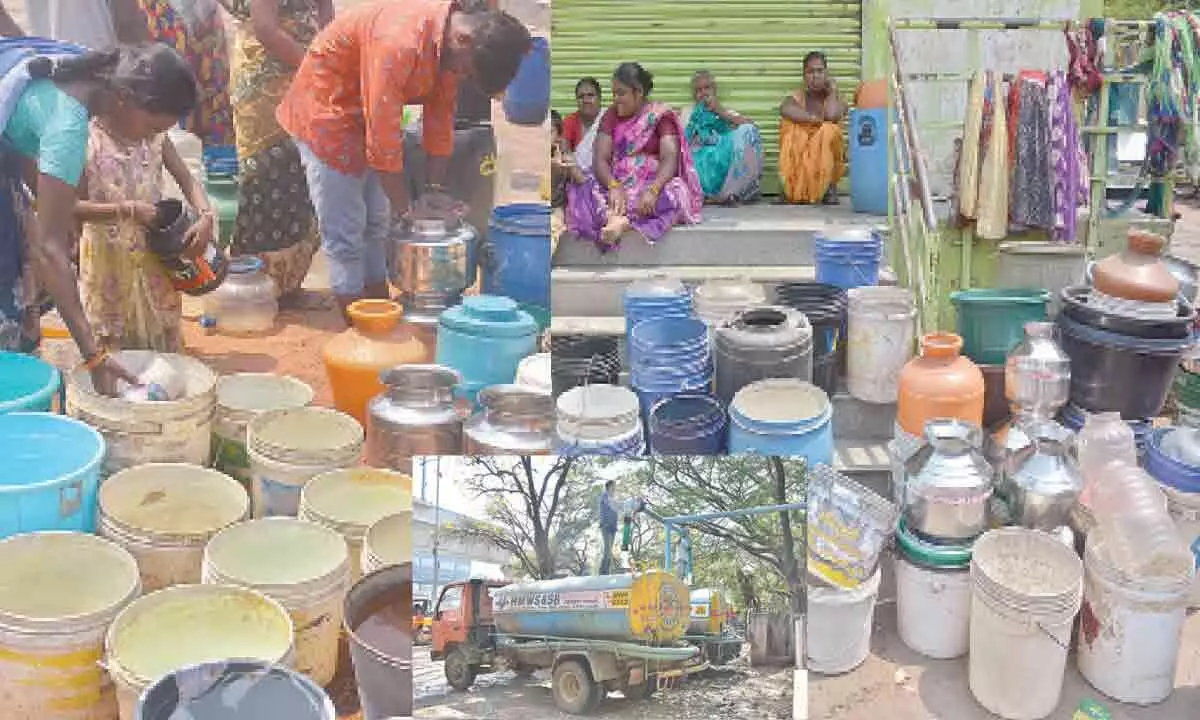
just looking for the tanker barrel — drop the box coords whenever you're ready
[492,570,690,643]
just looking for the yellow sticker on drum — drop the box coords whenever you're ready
[608,590,630,608]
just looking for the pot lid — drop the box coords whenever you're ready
[439,295,539,337]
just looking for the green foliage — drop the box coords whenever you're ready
[1105,0,1184,19]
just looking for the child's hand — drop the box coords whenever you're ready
[126,201,158,227]
[183,211,215,258]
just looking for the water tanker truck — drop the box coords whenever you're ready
[685,588,744,664]
[430,570,706,714]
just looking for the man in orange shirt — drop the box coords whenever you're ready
[277,0,531,317]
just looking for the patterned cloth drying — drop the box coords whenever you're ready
[1009,72,1054,230]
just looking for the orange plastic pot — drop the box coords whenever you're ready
[855,79,888,109]
[897,332,985,436]
[324,300,434,425]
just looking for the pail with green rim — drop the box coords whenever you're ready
[895,517,975,659]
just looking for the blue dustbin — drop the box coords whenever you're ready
[849,108,889,215]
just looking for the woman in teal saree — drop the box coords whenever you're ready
[683,70,763,204]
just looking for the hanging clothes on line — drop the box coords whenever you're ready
[976,72,1009,240]
[1049,70,1088,243]
[1009,72,1054,230]
[955,71,988,221]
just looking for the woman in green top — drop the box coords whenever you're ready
[0,42,199,394]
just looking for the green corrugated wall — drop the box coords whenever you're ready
[551,0,863,195]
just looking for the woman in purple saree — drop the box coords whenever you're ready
[566,62,703,251]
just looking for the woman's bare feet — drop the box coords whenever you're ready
[600,214,631,249]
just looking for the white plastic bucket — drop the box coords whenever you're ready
[67,351,218,477]
[98,463,249,592]
[299,468,412,581]
[968,528,1083,720]
[846,286,915,403]
[515,352,551,393]
[805,568,880,674]
[0,532,141,720]
[1160,483,1200,608]
[1076,537,1193,705]
[105,583,294,720]
[202,518,351,687]
[895,554,972,659]
[247,407,364,517]
[212,373,314,490]
[362,512,412,576]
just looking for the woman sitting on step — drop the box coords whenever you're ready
[682,69,764,205]
[565,62,703,251]
[778,51,847,205]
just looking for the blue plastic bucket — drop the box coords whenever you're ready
[0,412,105,538]
[502,36,550,126]
[435,295,540,403]
[849,109,889,215]
[484,203,551,310]
[1144,428,1200,493]
[555,384,645,457]
[624,278,693,348]
[629,316,714,419]
[0,352,61,413]
[649,394,727,455]
[728,379,833,463]
[814,230,883,290]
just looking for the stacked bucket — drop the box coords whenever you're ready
[813,229,883,290]
[628,316,714,427]
[550,335,620,396]
[555,384,645,456]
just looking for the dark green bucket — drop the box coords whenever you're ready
[204,175,239,249]
[951,288,1050,365]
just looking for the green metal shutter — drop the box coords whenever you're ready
[551,0,863,196]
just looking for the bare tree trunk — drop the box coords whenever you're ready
[769,456,805,617]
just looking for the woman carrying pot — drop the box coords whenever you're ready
[0,40,200,394]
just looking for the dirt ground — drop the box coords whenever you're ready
[413,648,794,720]
[808,588,1200,720]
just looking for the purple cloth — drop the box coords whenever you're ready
[1049,71,1087,243]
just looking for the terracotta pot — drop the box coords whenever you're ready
[324,300,434,425]
[897,332,986,435]
[855,79,888,109]
[1092,228,1179,303]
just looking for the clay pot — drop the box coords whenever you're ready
[855,79,888,109]
[897,332,986,436]
[1092,229,1179,303]
[324,300,434,425]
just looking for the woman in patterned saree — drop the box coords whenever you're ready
[218,0,332,298]
[682,69,763,204]
[139,0,235,149]
[566,62,703,251]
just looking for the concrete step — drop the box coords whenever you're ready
[552,265,816,317]
[553,204,886,267]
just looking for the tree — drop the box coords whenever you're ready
[447,456,599,580]
[622,456,807,615]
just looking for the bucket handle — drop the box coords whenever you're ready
[59,478,83,519]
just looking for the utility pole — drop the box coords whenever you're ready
[431,456,442,600]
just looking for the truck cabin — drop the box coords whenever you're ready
[430,577,508,660]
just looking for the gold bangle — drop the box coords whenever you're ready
[82,348,109,371]
[607,179,621,190]
[649,183,662,196]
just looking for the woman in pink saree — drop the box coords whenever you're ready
[566,62,703,250]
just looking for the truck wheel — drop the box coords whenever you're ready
[621,678,656,701]
[552,659,600,715]
[444,647,477,691]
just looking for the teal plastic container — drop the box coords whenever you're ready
[0,412,105,538]
[0,352,61,413]
[435,295,540,403]
[951,289,1051,365]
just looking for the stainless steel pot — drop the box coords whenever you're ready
[1002,420,1081,530]
[389,218,479,324]
[464,384,553,454]
[366,365,465,472]
[1004,321,1070,417]
[903,418,994,542]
